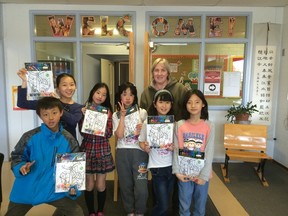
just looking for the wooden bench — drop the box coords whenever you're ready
[221,123,272,186]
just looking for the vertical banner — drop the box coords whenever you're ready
[251,23,281,126]
[251,46,276,124]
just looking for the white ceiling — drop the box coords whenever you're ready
[0,0,288,7]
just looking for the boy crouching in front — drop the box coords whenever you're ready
[5,97,84,216]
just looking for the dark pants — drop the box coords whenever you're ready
[116,148,149,214]
[150,166,175,216]
[5,198,84,216]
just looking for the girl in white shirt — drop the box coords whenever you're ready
[139,89,175,216]
[112,82,148,216]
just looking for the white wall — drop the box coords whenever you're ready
[274,6,288,167]
[0,4,9,158]
[82,52,101,101]
[2,4,285,163]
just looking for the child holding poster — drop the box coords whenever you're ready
[139,89,175,216]
[79,83,115,216]
[16,68,83,139]
[172,89,215,216]
[112,82,148,216]
[6,97,83,216]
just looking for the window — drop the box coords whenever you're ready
[147,12,251,107]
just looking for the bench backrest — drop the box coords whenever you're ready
[224,124,267,152]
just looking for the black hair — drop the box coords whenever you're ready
[56,73,76,88]
[86,82,112,112]
[148,89,174,116]
[115,82,138,111]
[36,97,63,116]
[182,89,209,120]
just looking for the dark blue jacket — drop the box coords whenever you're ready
[17,86,83,138]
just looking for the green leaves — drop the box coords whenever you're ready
[225,101,259,122]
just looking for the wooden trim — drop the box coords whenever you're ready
[129,32,134,82]
[144,32,151,88]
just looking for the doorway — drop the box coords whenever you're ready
[81,43,129,107]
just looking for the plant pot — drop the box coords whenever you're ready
[235,113,249,121]
[234,113,251,124]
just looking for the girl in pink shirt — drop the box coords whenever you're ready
[172,89,215,216]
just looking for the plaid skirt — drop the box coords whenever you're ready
[80,137,115,174]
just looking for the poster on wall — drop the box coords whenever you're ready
[203,70,221,96]
[251,46,276,125]
[12,86,26,110]
[223,72,241,97]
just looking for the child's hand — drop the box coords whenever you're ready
[17,68,28,82]
[140,141,150,153]
[176,173,191,182]
[193,177,206,185]
[69,186,77,196]
[20,160,35,175]
[166,143,174,151]
[135,123,142,136]
[81,107,87,115]
[48,92,60,99]
[118,102,126,117]
[40,92,59,98]
[66,185,80,200]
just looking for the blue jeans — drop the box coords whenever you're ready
[178,180,209,216]
[150,166,175,216]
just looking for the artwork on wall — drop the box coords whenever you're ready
[12,86,25,111]
[48,15,74,37]
[116,15,131,37]
[208,17,223,37]
[174,17,196,37]
[82,16,96,36]
[151,17,169,37]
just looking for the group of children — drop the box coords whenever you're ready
[6,67,214,216]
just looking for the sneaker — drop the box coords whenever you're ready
[97,212,104,216]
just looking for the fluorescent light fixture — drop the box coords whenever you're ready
[157,43,188,46]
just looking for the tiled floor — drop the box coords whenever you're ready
[1,162,247,216]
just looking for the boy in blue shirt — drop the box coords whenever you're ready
[5,97,84,216]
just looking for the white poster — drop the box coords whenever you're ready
[81,105,108,137]
[146,115,174,148]
[55,152,86,193]
[25,62,54,100]
[251,46,276,125]
[223,72,241,97]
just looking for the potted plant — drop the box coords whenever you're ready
[225,101,259,123]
